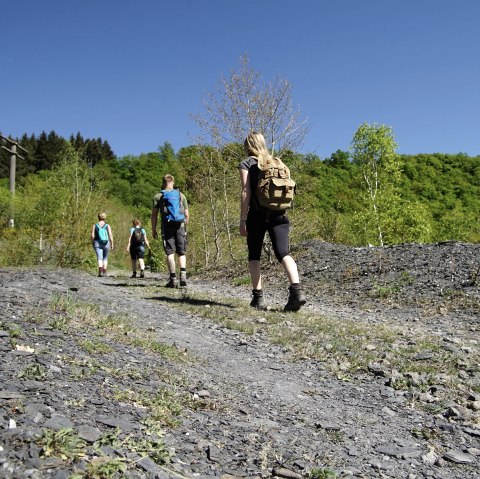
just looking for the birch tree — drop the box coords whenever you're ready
[350,122,431,246]
[350,123,401,246]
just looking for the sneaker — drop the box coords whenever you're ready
[98,272,103,277]
[165,278,177,288]
[179,280,187,287]
[250,289,265,309]
[283,285,306,312]
[140,270,145,278]
[131,271,137,278]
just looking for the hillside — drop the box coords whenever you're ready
[0,241,479,479]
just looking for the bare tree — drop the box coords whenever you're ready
[191,53,309,155]
[189,54,309,267]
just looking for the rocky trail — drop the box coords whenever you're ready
[0,241,479,479]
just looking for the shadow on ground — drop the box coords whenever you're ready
[102,282,151,288]
[146,295,236,309]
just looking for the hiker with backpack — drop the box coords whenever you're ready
[151,174,190,288]
[126,219,150,278]
[91,212,114,277]
[239,131,306,311]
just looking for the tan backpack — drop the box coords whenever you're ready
[255,155,296,212]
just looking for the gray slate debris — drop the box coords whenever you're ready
[0,240,479,478]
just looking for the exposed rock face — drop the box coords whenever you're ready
[0,241,479,478]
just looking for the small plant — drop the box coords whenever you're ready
[18,364,47,381]
[124,435,171,464]
[5,324,23,338]
[326,430,345,444]
[74,457,127,479]
[370,280,399,299]
[50,315,71,330]
[411,426,443,441]
[113,388,183,428]
[80,339,113,355]
[94,428,121,448]
[65,398,86,408]
[37,428,86,460]
[309,467,336,479]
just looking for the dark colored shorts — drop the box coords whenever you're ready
[130,245,145,260]
[246,211,290,262]
[162,223,187,255]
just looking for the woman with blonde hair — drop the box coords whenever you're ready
[239,131,306,311]
[91,212,114,277]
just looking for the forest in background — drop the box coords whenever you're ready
[0,128,479,274]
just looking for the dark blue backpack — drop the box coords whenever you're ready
[161,189,185,223]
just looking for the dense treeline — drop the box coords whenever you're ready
[0,131,115,179]
[0,131,478,272]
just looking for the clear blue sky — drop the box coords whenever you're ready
[2,0,479,158]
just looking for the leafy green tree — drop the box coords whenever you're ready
[350,123,402,245]
[324,149,351,169]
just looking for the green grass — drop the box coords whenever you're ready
[79,338,114,355]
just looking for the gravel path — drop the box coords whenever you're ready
[1,241,479,478]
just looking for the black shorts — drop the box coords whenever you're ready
[130,245,145,260]
[246,211,290,263]
[162,223,187,255]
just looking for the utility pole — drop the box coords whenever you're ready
[0,134,28,227]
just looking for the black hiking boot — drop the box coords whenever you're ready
[139,270,145,278]
[165,278,177,288]
[284,284,306,312]
[131,271,137,278]
[179,272,187,287]
[250,289,265,309]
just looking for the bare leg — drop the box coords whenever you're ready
[179,254,186,269]
[249,260,262,290]
[166,254,176,274]
[138,259,145,270]
[281,255,299,284]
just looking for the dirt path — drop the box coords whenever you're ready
[0,266,479,478]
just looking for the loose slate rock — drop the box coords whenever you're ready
[272,467,303,479]
[463,427,480,438]
[0,390,24,399]
[443,450,475,464]
[316,421,341,431]
[95,415,138,432]
[137,456,169,478]
[77,425,102,443]
[413,352,434,361]
[376,445,423,459]
[44,414,74,430]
